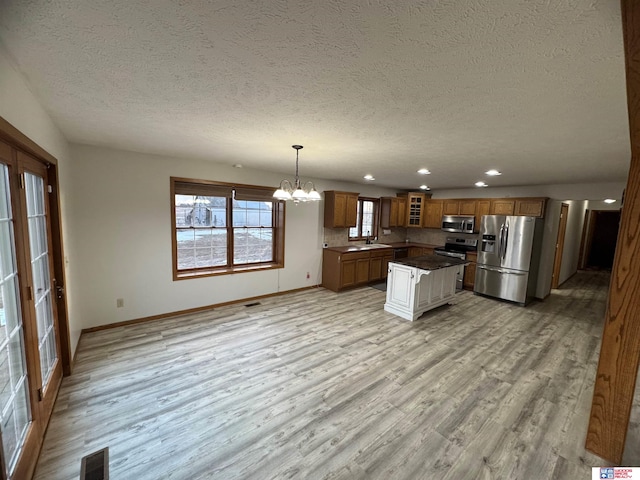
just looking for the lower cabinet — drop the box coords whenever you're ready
[464,252,477,290]
[322,249,391,291]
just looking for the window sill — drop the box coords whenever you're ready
[174,262,283,281]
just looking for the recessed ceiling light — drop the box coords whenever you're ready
[485,169,501,176]
[417,169,431,175]
[604,198,616,204]
[475,181,488,187]
[419,184,430,190]
[364,174,375,181]
[232,164,243,168]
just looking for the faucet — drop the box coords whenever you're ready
[366,231,372,244]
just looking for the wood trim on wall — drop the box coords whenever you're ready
[586,0,640,464]
[81,284,320,333]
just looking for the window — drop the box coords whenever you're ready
[349,198,379,240]
[171,178,285,279]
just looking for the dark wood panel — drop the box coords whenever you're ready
[586,0,640,464]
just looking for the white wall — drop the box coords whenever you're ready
[67,143,398,330]
[0,43,81,354]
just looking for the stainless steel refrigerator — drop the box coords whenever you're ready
[474,215,544,305]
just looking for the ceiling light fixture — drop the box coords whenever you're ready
[475,181,488,187]
[485,169,501,176]
[417,168,431,175]
[604,198,616,204]
[419,185,430,190]
[273,145,321,203]
[364,174,375,181]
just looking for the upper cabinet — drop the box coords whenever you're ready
[442,200,460,216]
[475,200,491,229]
[404,192,426,227]
[515,198,547,217]
[324,191,359,228]
[490,199,515,216]
[380,196,409,228]
[423,200,443,228]
[490,197,547,218]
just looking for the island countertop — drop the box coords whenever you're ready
[391,254,468,271]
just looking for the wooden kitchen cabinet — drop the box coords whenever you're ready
[490,199,516,215]
[369,250,386,282]
[340,252,370,287]
[475,200,490,230]
[459,200,477,216]
[397,197,407,227]
[408,246,424,257]
[515,198,547,218]
[324,191,359,228]
[442,200,460,216]
[464,251,477,290]
[322,248,394,291]
[382,252,393,279]
[423,200,443,228]
[380,197,400,228]
[405,192,426,227]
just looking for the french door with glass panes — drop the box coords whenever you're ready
[0,142,62,480]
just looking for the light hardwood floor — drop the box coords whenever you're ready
[35,271,635,479]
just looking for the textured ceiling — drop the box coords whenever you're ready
[0,0,630,191]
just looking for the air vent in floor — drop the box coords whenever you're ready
[245,302,261,307]
[80,447,109,480]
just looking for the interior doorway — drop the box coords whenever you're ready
[583,210,621,270]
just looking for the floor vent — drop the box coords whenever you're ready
[80,447,109,480]
[245,302,261,307]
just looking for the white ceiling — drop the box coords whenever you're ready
[0,0,631,191]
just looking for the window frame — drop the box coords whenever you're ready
[349,197,379,241]
[171,177,285,280]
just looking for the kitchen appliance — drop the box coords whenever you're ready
[475,215,544,305]
[434,236,478,290]
[393,247,409,260]
[441,215,475,233]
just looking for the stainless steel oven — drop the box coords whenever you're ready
[434,237,478,291]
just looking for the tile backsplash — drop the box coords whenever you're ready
[323,227,406,247]
[323,227,478,248]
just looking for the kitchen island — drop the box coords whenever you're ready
[384,255,468,321]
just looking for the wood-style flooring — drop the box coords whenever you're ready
[34,271,634,479]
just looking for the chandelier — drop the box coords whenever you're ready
[273,145,321,203]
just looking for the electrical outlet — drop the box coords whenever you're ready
[116,298,124,308]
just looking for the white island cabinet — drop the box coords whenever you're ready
[384,256,467,321]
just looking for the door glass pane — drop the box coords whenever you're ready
[0,164,32,476]
[24,172,58,388]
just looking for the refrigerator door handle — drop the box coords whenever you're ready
[499,224,505,259]
[477,265,526,275]
[502,222,509,260]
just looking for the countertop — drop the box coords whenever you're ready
[325,242,441,254]
[391,254,468,271]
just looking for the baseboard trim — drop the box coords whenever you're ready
[81,285,321,333]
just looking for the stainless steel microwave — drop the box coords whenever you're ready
[441,215,475,233]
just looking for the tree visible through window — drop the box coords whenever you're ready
[171,178,284,279]
[349,198,379,240]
